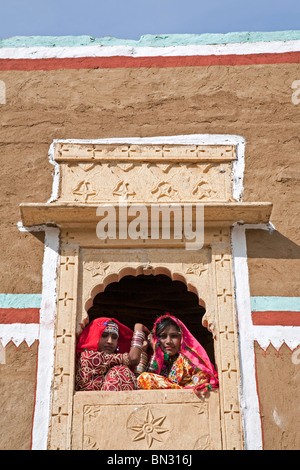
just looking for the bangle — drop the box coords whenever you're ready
[135,351,148,375]
[131,331,145,350]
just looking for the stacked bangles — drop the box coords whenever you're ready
[131,331,148,375]
[131,330,145,350]
[135,351,148,375]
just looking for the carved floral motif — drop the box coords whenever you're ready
[113,181,136,199]
[72,180,97,202]
[128,408,169,448]
[151,181,178,200]
[185,263,208,277]
[84,261,110,278]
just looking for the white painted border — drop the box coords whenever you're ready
[31,227,59,450]
[1,40,300,60]
[232,224,264,450]
[0,323,39,347]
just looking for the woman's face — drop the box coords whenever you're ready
[158,324,181,357]
[98,330,118,354]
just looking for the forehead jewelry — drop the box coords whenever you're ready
[104,321,119,337]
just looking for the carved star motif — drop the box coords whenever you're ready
[185,263,208,277]
[84,261,110,277]
[128,409,168,448]
[72,180,97,202]
[192,181,216,200]
[77,163,96,172]
[113,181,136,199]
[151,181,178,200]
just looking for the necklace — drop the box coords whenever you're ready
[161,353,179,377]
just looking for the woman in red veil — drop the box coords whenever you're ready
[75,317,149,391]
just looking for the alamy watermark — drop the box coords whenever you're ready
[291,80,300,105]
[0,341,5,364]
[0,80,6,104]
[96,203,204,250]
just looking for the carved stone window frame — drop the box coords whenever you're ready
[20,136,272,450]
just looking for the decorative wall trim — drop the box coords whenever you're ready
[251,296,300,312]
[1,33,300,70]
[231,224,300,450]
[0,324,39,347]
[2,30,300,48]
[1,52,300,71]
[0,293,41,308]
[31,227,60,450]
[0,308,39,324]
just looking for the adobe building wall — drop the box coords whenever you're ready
[0,32,299,449]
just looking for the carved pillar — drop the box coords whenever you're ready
[49,243,79,450]
[211,229,243,449]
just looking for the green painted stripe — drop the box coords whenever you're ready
[1,30,300,48]
[0,294,42,309]
[0,294,298,312]
[251,296,300,312]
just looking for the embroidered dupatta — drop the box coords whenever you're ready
[149,313,219,393]
[75,317,138,391]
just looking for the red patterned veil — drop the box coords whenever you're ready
[76,317,133,357]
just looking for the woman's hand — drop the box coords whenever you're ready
[76,316,89,339]
[134,323,150,335]
[142,339,149,352]
[147,332,154,350]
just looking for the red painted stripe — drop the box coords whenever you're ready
[0,308,40,324]
[252,311,300,326]
[0,51,300,71]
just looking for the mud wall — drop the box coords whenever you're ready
[0,33,299,449]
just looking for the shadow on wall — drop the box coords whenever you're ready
[246,229,300,260]
[245,229,300,297]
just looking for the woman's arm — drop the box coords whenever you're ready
[128,323,150,366]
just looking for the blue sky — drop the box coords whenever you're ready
[1,0,300,40]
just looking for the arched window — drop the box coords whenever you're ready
[88,273,215,364]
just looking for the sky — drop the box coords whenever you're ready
[0,0,300,40]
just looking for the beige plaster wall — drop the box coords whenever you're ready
[0,341,38,449]
[0,61,299,450]
[0,64,299,294]
[254,342,300,450]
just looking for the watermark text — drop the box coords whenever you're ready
[96,203,204,250]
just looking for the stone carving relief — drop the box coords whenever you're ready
[127,408,169,448]
[151,181,178,201]
[84,261,110,278]
[71,390,220,450]
[72,180,97,202]
[56,143,235,203]
[45,142,248,451]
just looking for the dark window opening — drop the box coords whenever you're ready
[87,274,215,365]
